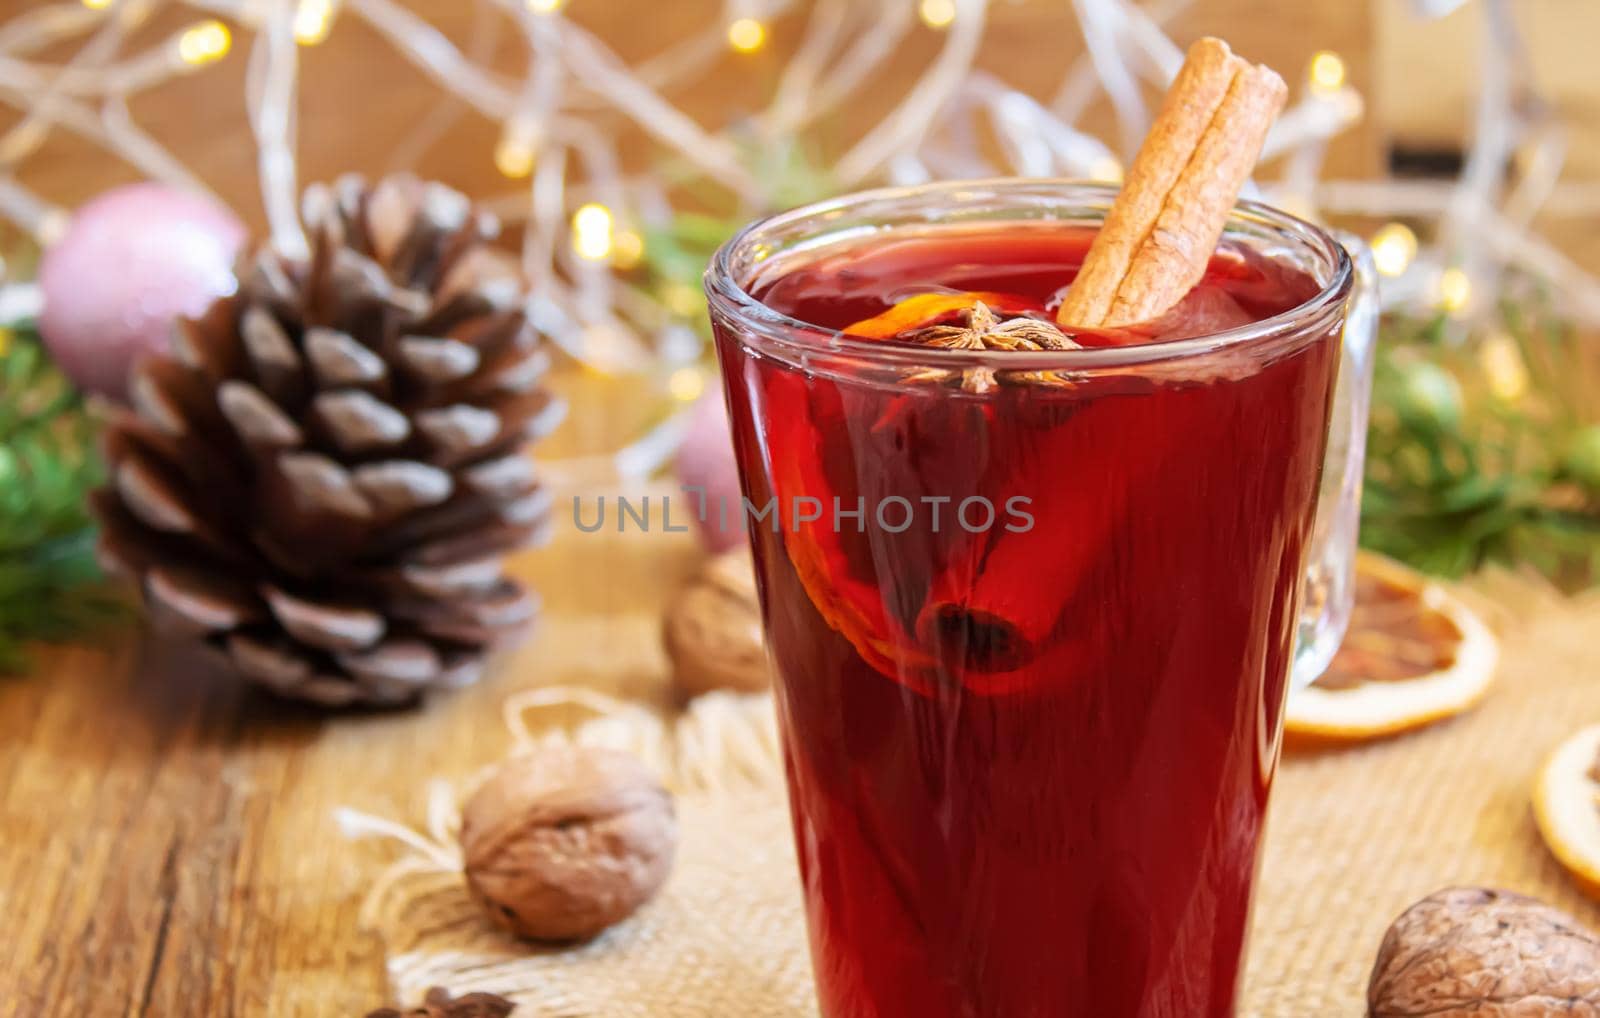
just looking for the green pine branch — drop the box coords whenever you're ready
[0,322,122,671]
[1360,291,1600,590]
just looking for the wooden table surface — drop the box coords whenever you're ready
[3,357,1592,1017]
[0,375,701,1018]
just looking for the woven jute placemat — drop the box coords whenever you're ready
[344,572,1600,1016]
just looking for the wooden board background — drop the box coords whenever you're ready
[6,0,1597,271]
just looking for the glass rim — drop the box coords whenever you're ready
[704,178,1354,372]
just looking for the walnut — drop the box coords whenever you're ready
[1368,887,1600,1017]
[460,745,677,942]
[366,986,515,1017]
[663,547,770,697]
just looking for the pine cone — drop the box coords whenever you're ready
[93,175,562,707]
[366,986,516,1018]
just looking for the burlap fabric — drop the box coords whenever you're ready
[344,572,1600,1016]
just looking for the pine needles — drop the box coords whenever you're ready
[0,322,120,671]
[1360,283,1600,589]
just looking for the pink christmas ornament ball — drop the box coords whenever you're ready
[676,389,745,551]
[38,183,247,399]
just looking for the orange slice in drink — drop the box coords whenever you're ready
[842,291,1036,339]
[756,292,1032,692]
[1285,551,1498,744]
[1533,724,1600,900]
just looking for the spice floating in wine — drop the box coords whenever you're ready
[842,35,1287,350]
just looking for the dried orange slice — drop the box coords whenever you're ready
[1285,551,1498,743]
[1533,725,1600,899]
[843,291,1035,339]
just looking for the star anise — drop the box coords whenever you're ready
[901,302,1078,392]
[366,986,516,1018]
[905,301,1078,352]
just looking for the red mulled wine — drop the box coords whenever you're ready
[710,220,1343,1018]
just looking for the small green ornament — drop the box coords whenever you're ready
[1563,424,1600,495]
[1393,361,1464,434]
[0,444,18,491]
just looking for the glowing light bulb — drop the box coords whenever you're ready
[611,229,645,270]
[668,366,705,402]
[1308,50,1346,96]
[527,0,565,11]
[293,0,335,45]
[571,203,615,262]
[663,283,703,318]
[1478,330,1528,401]
[81,0,114,10]
[727,17,766,54]
[494,136,536,179]
[580,324,633,375]
[1089,155,1123,184]
[1437,267,1472,315]
[918,0,957,29]
[1370,222,1417,277]
[177,21,232,66]
[38,210,70,246]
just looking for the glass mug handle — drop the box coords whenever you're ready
[1292,236,1379,688]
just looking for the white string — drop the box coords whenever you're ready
[1260,88,1363,164]
[1437,0,1516,317]
[335,805,463,872]
[248,0,305,257]
[1500,119,1564,232]
[503,684,647,745]
[0,35,200,97]
[836,0,989,186]
[384,0,503,172]
[0,5,102,54]
[0,83,207,194]
[0,0,144,167]
[544,17,761,203]
[762,0,850,134]
[345,0,516,116]
[1072,0,1147,157]
[0,1,1591,347]
[0,175,63,241]
[801,0,913,127]
[1051,0,1192,122]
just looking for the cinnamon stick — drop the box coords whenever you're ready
[1056,37,1287,330]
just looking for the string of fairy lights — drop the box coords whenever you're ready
[0,0,1595,421]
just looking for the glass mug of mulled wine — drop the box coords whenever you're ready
[704,177,1376,1017]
